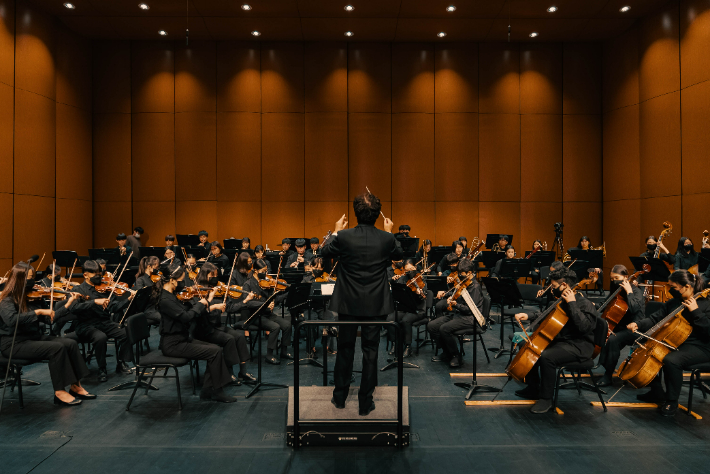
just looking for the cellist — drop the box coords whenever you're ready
[625,270,710,416]
[513,267,597,413]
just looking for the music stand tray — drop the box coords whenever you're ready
[499,260,533,280]
[481,277,523,359]
[478,251,505,271]
[568,249,603,271]
[381,284,421,372]
[524,251,556,269]
[223,238,243,249]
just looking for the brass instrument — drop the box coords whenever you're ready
[591,242,606,258]
[491,243,501,252]
[562,252,572,262]
[543,241,548,251]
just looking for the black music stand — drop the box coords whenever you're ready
[453,303,501,399]
[138,247,165,259]
[176,234,200,247]
[52,251,80,276]
[485,234,514,249]
[187,246,208,260]
[499,259,533,280]
[481,277,523,359]
[89,248,121,265]
[429,246,450,269]
[629,256,671,301]
[396,237,420,257]
[524,250,556,269]
[478,251,505,273]
[381,284,421,372]
[223,238,243,250]
[287,283,321,368]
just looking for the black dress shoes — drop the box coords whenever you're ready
[597,373,613,387]
[54,395,82,406]
[449,356,462,368]
[228,375,242,386]
[97,369,108,383]
[515,385,540,400]
[530,398,553,414]
[431,354,451,363]
[359,401,376,416]
[238,372,257,385]
[265,356,281,365]
[116,362,133,375]
[331,397,345,409]
[280,352,294,360]
[69,389,97,400]
[211,388,238,403]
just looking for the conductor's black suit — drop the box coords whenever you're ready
[322,224,403,410]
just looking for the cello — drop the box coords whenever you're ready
[597,264,650,337]
[506,271,598,383]
[617,288,710,388]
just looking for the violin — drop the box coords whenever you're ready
[176,286,211,301]
[315,271,336,283]
[405,263,436,297]
[27,286,89,302]
[185,265,198,281]
[95,280,130,296]
[446,274,475,311]
[258,275,290,291]
[214,282,262,300]
[150,271,163,283]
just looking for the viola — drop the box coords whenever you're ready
[315,271,336,283]
[446,274,476,311]
[405,263,436,296]
[258,275,290,291]
[27,286,89,302]
[176,286,211,301]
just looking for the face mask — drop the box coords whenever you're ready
[176,280,185,291]
[551,286,564,299]
[610,280,622,292]
[90,275,103,286]
[53,275,62,282]
[208,276,219,287]
[647,243,657,251]
[25,278,35,290]
[313,269,324,278]
[669,288,683,300]
[685,245,693,251]
[257,272,267,280]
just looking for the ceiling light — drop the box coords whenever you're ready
[620,6,630,13]
[251,30,261,36]
[63,2,75,9]
[158,30,167,36]
[241,4,252,10]
[437,32,447,37]
[547,6,557,13]
[529,32,538,38]
[344,31,354,37]
[446,5,456,12]
[344,5,354,12]
[138,3,149,10]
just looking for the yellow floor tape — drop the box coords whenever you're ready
[465,400,563,415]
[589,401,702,419]
[450,372,590,378]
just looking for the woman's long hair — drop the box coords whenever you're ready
[676,237,696,256]
[0,263,34,313]
[669,269,704,293]
[235,252,252,273]
[577,236,591,249]
[250,259,269,278]
[136,256,159,278]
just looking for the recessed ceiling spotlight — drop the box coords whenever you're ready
[345,31,354,37]
[446,5,456,12]
[251,30,261,36]
[344,5,354,12]
[158,30,167,36]
[138,3,149,10]
[241,4,252,10]
[437,32,447,37]
[529,32,538,38]
[547,6,557,13]
[620,6,630,13]
[63,2,75,9]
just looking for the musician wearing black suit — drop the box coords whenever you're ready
[490,245,516,278]
[126,227,144,260]
[513,268,597,414]
[438,241,463,276]
[597,265,646,387]
[287,239,308,270]
[305,237,320,261]
[321,193,403,416]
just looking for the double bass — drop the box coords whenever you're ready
[506,271,598,383]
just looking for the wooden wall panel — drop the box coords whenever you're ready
[479,114,521,202]
[348,113,391,200]
[682,193,710,238]
[435,202,479,247]
[348,43,391,113]
[392,43,434,113]
[304,43,347,113]
[14,1,55,100]
[602,105,640,202]
[131,41,174,113]
[14,194,55,264]
[305,112,348,201]
[520,202,563,252]
[520,43,562,115]
[131,113,175,202]
[175,112,217,201]
[681,80,710,195]
[639,5,680,102]
[0,192,12,259]
[479,202,521,245]
[0,83,12,193]
[563,115,602,202]
[680,0,710,89]
[521,114,562,202]
[603,28,639,112]
[176,201,217,236]
[14,89,55,197]
[216,42,261,113]
[262,202,304,248]
[261,113,304,202]
[175,41,217,113]
[603,199,641,279]
[261,42,304,113]
[93,113,131,202]
[217,202,262,242]
[639,92,681,199]
[304,202,349,240]
[56,27,91,111]
[0,0,13,87]
[479,43,519,114]
[0,259,11,274]
[563,43,602,115]
[56,104,92,201]
[434,113,478,202]
[93,201,132,248]
[565,202,604,254]
[392,202,436,243]
[93,41,131,114]
[56,198,91,254]
[641,196,682,242]
[216,112,261,201]
[435,44,478,113]
[132,201,175,247]
[392,113,434,202]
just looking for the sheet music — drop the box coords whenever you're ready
[321,283,335,295]
[461,290,486,328]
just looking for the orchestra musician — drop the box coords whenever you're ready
[116,233,131,257]
[230,252,253,287]
[490,245,516,278]
[126,227,144,260]
[0,262,95,406]
[438,241,464,276]
[396,225,411,239]
[253,246,272,274]
[197,230,212,252]
[301,257,337,355]
[673,237,699,271]
[240,237,254,256]
[306,237,320,260]
[133,256,160,291]
[184,254,199,286]
[459,236,469,256]
[287,239,308,270]
[164,246,176,262]
[386,259,429,358]
[165,235,176,247]
[414,240,432,271]
[40,264,63,288]
[205,242,230,275]
[494,235,510,252]
[279,238,294,266]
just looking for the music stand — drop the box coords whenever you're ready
[138,247,165,259]
[286,283,321,368]
[569,249,604,270]
[478,251,505,273]
[176,234,200,247]
[223,238,243,250]
[499,259,533,280]
[396,237,420,257]
[89,248,121,265]
[381,284,421,372]
[485,234,514,249]
[186,246,208,260]
[429,246,450,269]
[629,256,671,301]
[481,277,523,359]
[524,251,556,269]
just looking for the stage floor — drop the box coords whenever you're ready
[2,300,710,473]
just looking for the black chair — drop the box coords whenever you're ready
[125,313,196,411]
[551,317,608,413]
[0,355,43,408]
[686,362,710,415]
[517,283,545,311]
[454,296,492,363]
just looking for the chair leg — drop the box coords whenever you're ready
[189,361,196,395]
[127,368,147,411]
[589,369,607,412]
[15,366,24,409]
[688,370,697,415]
[552,368,562,411]
[145,369,157,395]
[479,334,490,363]
[174,367,182,411]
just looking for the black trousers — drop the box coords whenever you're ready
[599,328,638,375]
[76,321,131,370]
[387,312,423,346]
[333,314,385,409]
[524,341,591,400]
[161,335,231,391]
[260,312,292,351]
[1,335,90,391]
[306,308,337,350]
[434,299,450,318]
[648,343,710,402]
[428,314,474,356]
[201,327,250,367]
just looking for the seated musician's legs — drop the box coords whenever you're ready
[659,345,710,415]
[428,315,453,362]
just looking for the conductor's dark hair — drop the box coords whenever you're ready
[669,269,705,293]
[353,192,381,225]
[611,264,629,276]
[549,267,577,287]
[83,260,100,274]
[458,259,475,274]
[116,233,127,240]
[677,237,696,255]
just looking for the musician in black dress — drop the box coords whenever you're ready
[626,270,710,415]
[230,252,253,287]
[673,237,698,271]
[494,235,510,252]
[490,245,516,278]
[205,242,230,276]
[597,265,646,386]
[253,246,271,273]
[459,236,469,256]
[640,235,672,260]
[240,237,254,256]
[387,259,429,358]
[197,230,212,252]
[133,256,159,291]
[513,267,597,413]
[414,239,432,270]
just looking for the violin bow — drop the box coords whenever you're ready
[224,251,239,304]
[272,255,284,297]
[366,186,387,220]
[35,253,46,275]
[64,258,78,291]
[107,251,133,302]
[49,260,56,319]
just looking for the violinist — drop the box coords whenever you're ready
[240,237,254,256]
[126,227,143,260]
[40,264,62,288]
[626,270,710,415]
[429,259,482,368]
[301,257,337,355]
[433,254,460,317]
[388,259,404,280]
[596,265,646,387]
[0,262,95,406]
[164,246,176,262]
[438,241,464,276]
[490,245,516,278]
[414,240,432,271]
[527,240,544,283]
[305,237,320,260]
[241,259,293,365]
[253,245,271,273]
[229,252,253,287]
[205,242,229,275]
[64,260,134,383]
[133,256,159,291]
[287,239,308,270]
[155,262,237,402]
[184,254,199,286]
[673,237,699,271]
[513,267,597,414]
[197,230,211,251]
[386,259,429,358]
[279,238,294,266]
[116,233,132,258]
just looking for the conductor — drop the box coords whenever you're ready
[322,192,403,416]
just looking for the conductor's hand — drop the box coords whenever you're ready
[515,313,528,322]
[334,214,348,232]
[627,322,638,332]
[383,218,394,233]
